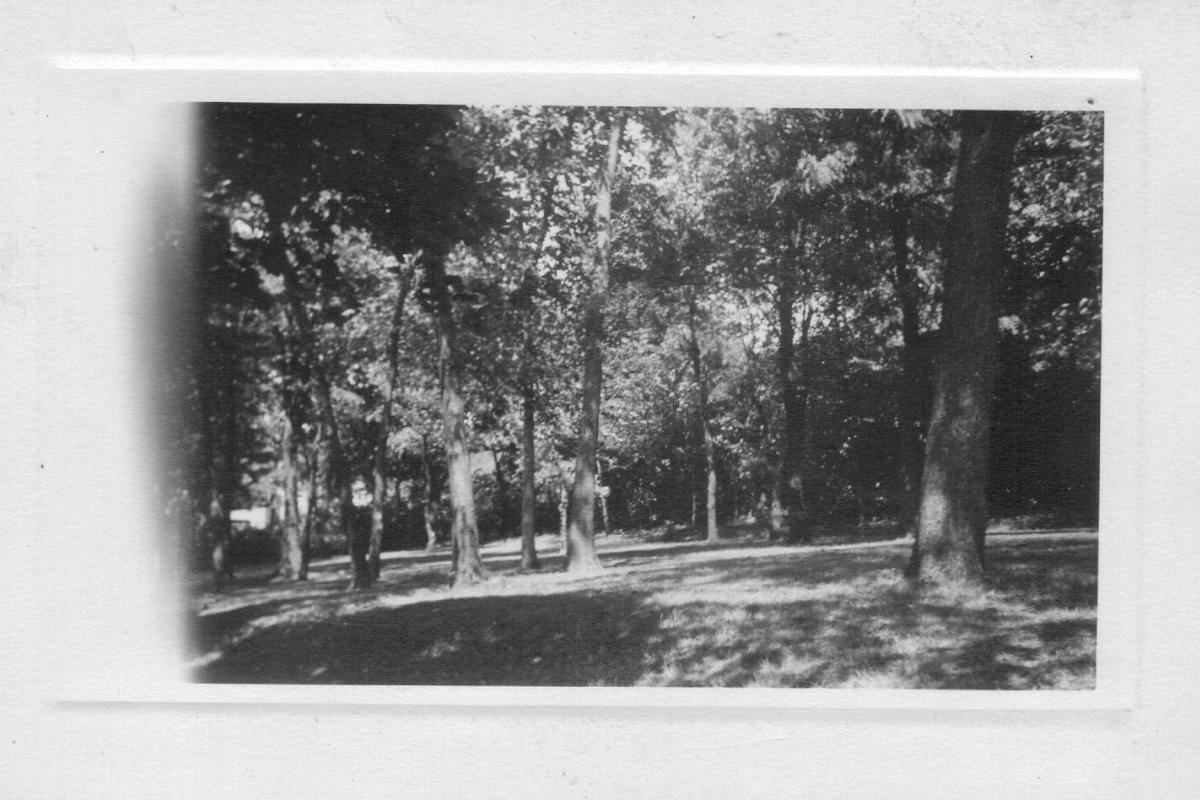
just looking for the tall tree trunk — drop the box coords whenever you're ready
[317,370,364,588]
[595,456,610,534]
[890,192,928,538]
[264,201,367,589]
[369,447,386,581]
[194,322,236,586]
[685,291,719,543]
[519,381,541,570]
[429,253,486,586]
[422,434,439,553]
[300,428,320,574]
[558,477,569,543]
[910,111,1026,586]
[769,473,785,540]
[565,112,624,572]
[276,414,307,580]
[491,447,512,539]
[775,274,811,543]
[212,327,240,586]
[369,271,414,582]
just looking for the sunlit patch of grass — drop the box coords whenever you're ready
[188,533,1097,689]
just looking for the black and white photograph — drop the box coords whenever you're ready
[7,2,1200,797]
[171,103,1103,689]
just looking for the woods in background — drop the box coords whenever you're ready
[159,105,1101,589]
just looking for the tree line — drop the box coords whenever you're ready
[159,104,1101,589]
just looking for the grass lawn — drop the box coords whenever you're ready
[187,529,1097,689]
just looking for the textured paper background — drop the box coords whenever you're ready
[3,2,1198,797]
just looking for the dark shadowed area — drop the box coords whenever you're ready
[188,529,1096,688]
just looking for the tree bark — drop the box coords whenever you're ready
[889,192,929,538]
[558,476,569,542]
[212,326,240,586]
[429,253,487,586]
[685,291,720,543]
[565,112,624,572]
[194,318,237,587]
[369,270,414,582]
[422,434,439,553]
[910,111,1026,586]
[264,199,367,589]
[595,456,610,534]
[276,414,308,580]
[774,275,812,542]
[491,447,512,539]
[519,381,541,570]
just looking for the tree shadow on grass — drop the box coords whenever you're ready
[628,538,1097,689]
[194,589,661,685]
[190,535,1097,689]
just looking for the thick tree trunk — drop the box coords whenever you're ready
[519,383,541,570]
[565,112,624,573]
[686,292,719,543]
[910,111,1026,586]
[430,254,486,586]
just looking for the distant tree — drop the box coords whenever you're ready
[198,103,499,588]
[701,109,858,540]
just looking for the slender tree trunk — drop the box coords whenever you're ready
[595,456,610,534]
[565,112,624,573]
[910,111,1026,586]
[264,201,367,588]
[276,414,307,580]
[774,275,811,542]
[491,447,512,540]
[429,254,486,586]
[890,192,928,538]
[369,449,386,580]
[296,430,319,575]
[690,477,698,531]
[300,315,365,589]
[685,292,719,543]
[422,434,439,553]
[369,272,414,581]
[211,329,240,586]
[208,490,234,587]
[194,323,235,587]
[322,382,365,589]
[515,150,562,570]
[558,476,569,543]
[769,473,785,540]
[519,382,541,570]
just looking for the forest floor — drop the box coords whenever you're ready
[186,527,1097,689]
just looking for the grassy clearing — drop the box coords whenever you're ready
[187,530,1096,689]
